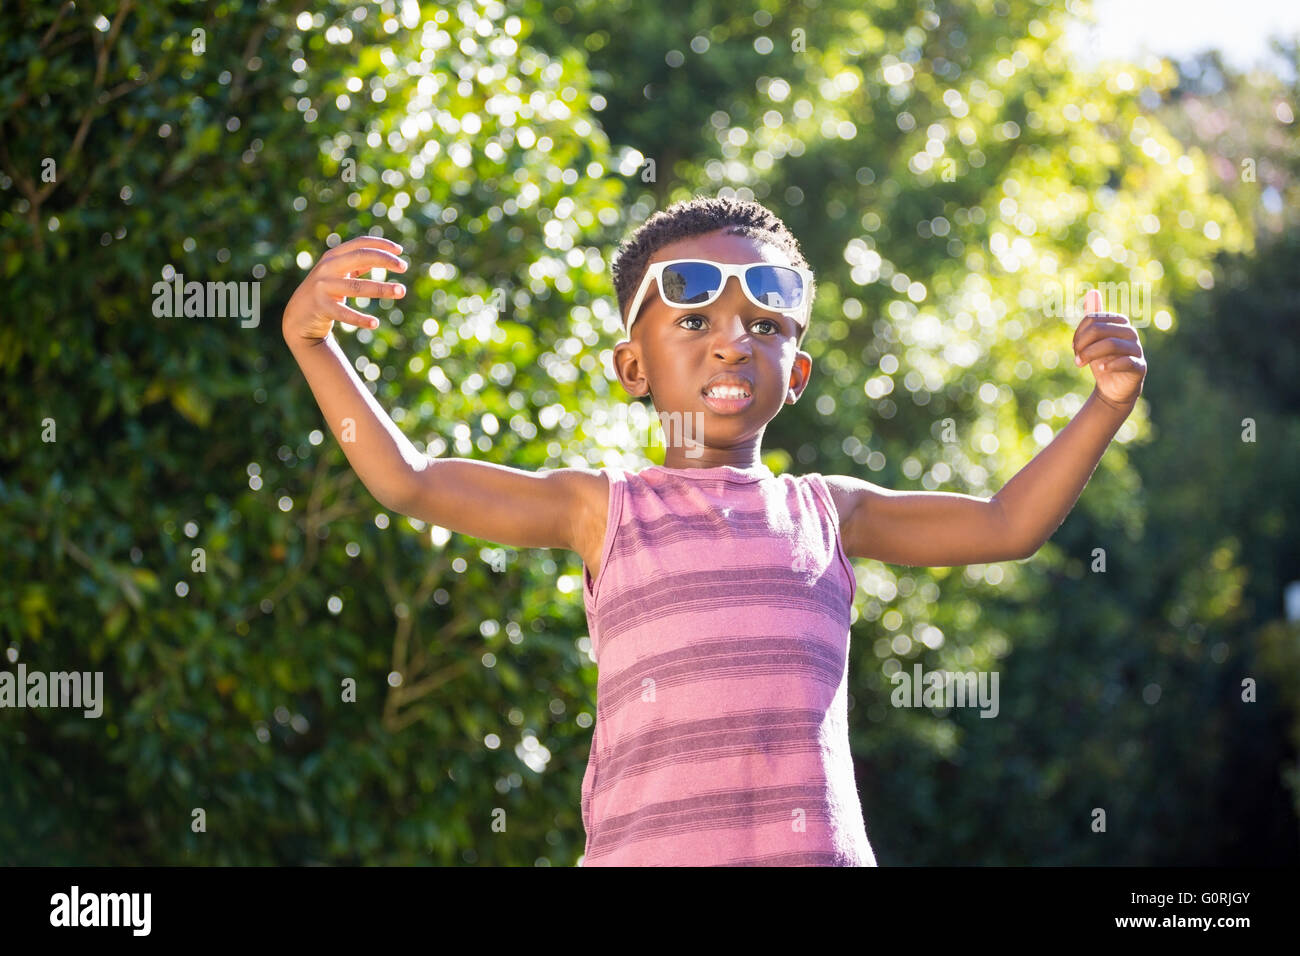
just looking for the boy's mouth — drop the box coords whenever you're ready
[701,374,754,413]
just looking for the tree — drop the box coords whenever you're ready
[0,0,625,865]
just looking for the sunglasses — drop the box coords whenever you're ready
[624,258,814,335]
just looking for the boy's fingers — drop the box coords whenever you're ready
[1076,337,1137,366]
[321,248,407,276]
[329,236,403,255]
[323,297,380,329]
[1075,317,1129,344]
[320,277,405,300]
[1072,316,1127,353]
[1071,314,1092,349]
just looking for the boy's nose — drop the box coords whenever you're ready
[710,317,754,361]
[711,278,754,331]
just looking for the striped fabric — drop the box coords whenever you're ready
[579,462,876,866]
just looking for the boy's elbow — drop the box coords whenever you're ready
[379,455,432,516]
[990,500,1037,561]
[373,473,418,517]
[1009,537,1040,561]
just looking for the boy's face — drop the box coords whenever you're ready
[612,229,813,466]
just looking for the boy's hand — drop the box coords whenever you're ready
[282,236,408,348]
[1072,288,1147,409]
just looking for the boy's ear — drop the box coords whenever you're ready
[784,352,813,404]
[612,340,651,398]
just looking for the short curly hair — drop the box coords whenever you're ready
[610,195,815,343]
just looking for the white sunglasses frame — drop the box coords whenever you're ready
[623,258,814,335]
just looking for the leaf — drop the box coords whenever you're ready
[171,383,213,427]
[130,568,160,593]
[20,585,52,640]
[271,659,294,689]
[104,604,129,640]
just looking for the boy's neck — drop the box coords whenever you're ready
[660,448,764,470]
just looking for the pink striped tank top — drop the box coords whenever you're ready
[579,462,876,866]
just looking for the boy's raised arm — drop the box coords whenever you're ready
[282,236,592,555]
[282,236,424,512]
[830,289,1146,568]
[987,288,1146,559]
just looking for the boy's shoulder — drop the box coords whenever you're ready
[545,467,610,573]
[551,466,609,499]
[818,473,878,528]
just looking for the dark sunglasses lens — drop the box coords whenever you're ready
[746,265,805,309]
[660,262,723,306]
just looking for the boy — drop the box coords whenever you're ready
[283,195,1146,865]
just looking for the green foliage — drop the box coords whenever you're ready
[1,0,625,865]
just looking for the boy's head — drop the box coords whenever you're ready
[611,195,815,345]
[608,196,815,458]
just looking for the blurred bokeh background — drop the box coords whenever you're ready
[1,0,1297,865]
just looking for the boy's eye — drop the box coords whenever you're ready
[679,315,781,334]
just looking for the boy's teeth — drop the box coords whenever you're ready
[707,386,750,398]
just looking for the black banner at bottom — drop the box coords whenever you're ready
[1,865,1288,941]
